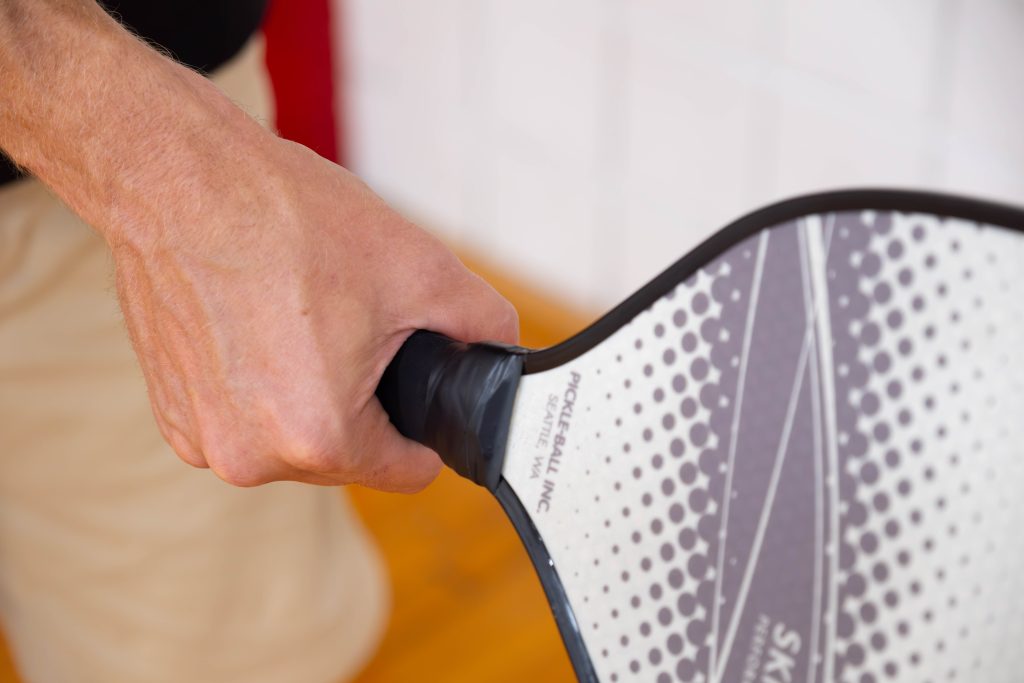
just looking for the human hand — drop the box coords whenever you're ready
[0,3,516,491]
[112,132,518,491]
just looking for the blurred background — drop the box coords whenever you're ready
[4,1,1023,681]
[341,0,1024,312]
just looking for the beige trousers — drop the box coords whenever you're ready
[0,38,387,683]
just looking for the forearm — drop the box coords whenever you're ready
[0,0,268,245]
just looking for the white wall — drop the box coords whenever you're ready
[338,0,1024,312]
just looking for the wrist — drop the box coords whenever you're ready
[0,1,276,248]
[100,62,275,249]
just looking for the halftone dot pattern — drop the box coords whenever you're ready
[505,247,760,682]
[830,212,1024,683]
[591,262,740,683]
[501,210,1024,683]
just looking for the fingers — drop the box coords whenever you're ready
[345,402,444,493]
[260,406,442,491]
[361,248,518,492]
[191,400,443,492]
[144,349,442,491]
[152,410,208,469]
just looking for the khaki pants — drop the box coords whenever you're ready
[0,38,387,683]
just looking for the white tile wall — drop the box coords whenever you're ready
[942,0,1024,200]
[342,0,470,237]
[620,6,755,298]
[779,0,945,116]
[484,0,607,306]
[338,0,1024,312]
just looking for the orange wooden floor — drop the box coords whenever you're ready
[0,251,594,682]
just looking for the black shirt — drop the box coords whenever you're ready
[0,0,269,186]
[98,0,269,74]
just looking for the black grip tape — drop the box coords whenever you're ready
[376,331,525,490]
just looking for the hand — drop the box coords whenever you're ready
[0,2,515,491]
[112,134,518,491]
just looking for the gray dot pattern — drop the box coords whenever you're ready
[501,209,1024,683]
[829,212,1024,683]
[566,250,761,682]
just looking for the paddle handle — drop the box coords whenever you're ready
[375,331,525,490]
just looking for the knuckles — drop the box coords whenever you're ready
[271,408,357,478]
[278,427,350,478]
[206,451,276,488]
[183,396,359,487]
[196,430,277,487]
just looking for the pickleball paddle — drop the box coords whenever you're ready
[377,189,1024,683]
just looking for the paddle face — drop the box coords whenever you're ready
[501,205,1024,682]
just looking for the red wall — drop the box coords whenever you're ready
[262,0,343,165]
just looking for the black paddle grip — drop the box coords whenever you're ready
[376,331,525,491]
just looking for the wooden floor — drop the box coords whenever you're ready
[0,251,594,682]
